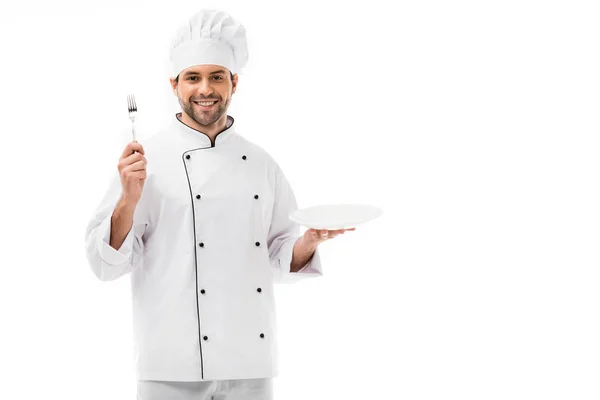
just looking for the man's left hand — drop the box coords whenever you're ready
[303,228,356,246]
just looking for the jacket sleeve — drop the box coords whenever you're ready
[84,171,147,281]
[267,164,323,284]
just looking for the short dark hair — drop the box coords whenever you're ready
[175,71,234,84]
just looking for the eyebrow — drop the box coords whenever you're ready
[184,70,227,76]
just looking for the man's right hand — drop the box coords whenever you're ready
[118,141,147,207]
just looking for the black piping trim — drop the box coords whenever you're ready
[175,113,235,148]
[182,145,212,380]
[177,114,236,379]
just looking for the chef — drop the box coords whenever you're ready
[84,9,354,400]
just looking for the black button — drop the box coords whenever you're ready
[196,194,201,199]
[242,155,247,160]
[199,242,204,247]
[200,289,205,294]
[186,154,191,160]
[260,333,265,338]
[255,242,260,247]
[254,195,259,199]
[203,336,208,341]
[257,288,262,293]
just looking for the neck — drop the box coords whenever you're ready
[179,112,229,142]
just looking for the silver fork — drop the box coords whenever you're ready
[127,94,138,153]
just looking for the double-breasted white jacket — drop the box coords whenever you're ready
[84,113,323,381]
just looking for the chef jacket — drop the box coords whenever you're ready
[84,113,323,381]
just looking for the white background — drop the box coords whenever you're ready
[0,0,599,399]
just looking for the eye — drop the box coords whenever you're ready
[187,76,198,81]
[212,75,224,81]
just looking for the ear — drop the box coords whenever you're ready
[232,74,238,94]
[169,77,177,95]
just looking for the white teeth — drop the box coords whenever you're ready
[195,101,216,106]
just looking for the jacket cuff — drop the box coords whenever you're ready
[275,238,323,282]
[296,246,323,275]
[96,214,134,266]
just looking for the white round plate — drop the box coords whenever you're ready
[289,204,383,230]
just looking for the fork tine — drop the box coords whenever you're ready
[131,94,137,112]
[127,94,131,112]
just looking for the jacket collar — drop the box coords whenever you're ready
[172,112,236,148]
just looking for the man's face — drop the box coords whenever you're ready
[170,64,237,127]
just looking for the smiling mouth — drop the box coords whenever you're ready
[194,100,218,107]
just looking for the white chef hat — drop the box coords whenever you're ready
[169,9,249,78]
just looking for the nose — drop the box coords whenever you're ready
[196,78,214,96]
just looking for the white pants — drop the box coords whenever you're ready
[136,378,273,400]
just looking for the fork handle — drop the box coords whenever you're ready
[132,120,137,142]
[132,120,138,153]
